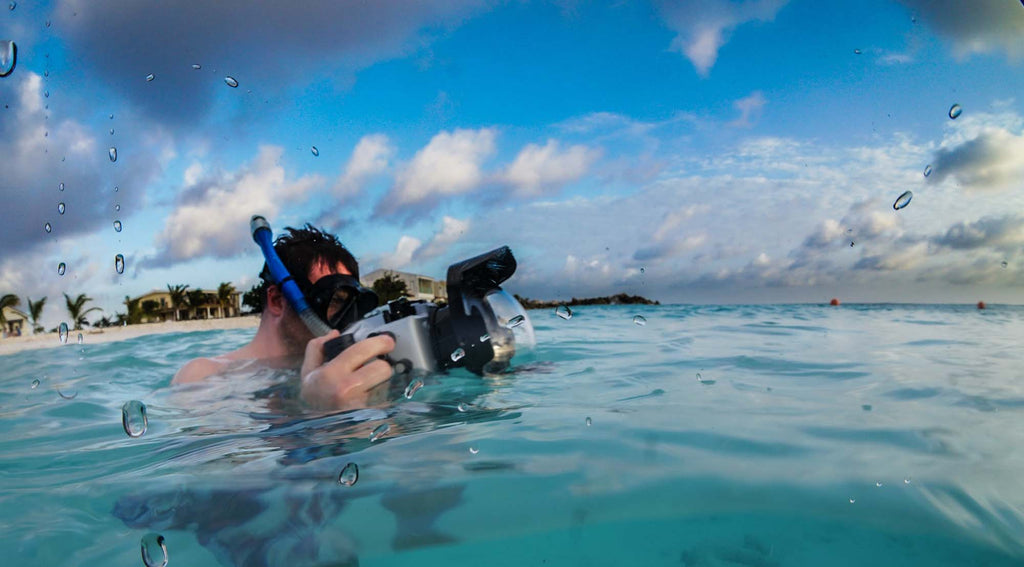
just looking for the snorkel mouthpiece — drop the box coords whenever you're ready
[250,215,332,337]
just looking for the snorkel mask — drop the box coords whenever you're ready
[250,215,535,375]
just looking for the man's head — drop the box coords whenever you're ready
[259,224,359,301]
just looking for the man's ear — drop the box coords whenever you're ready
[265,284,286,316]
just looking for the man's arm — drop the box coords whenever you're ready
[172,357,229,384]
[300,331,396,410]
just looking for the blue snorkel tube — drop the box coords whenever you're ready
[250,215,333,337]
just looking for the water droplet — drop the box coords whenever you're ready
[57,262,66,276]
[1001,261,1008,269]
[948,104,962,119]
[145,73,154,82]
[191,63,201,70]
[854,48,862,55]
[113,220,122,232]
[893,190,912,211]
[58,322,68,343]
[76,333,83,345]
[469,446,479,454]
[109,114,113,119]
[505,314,525,329]
[457,402,471,413]
[850,241,855,247]
[57,202,65,215]
[369,423,390,442]
[337,462,358,486]
[108,146,117,162]
[0,40,15,78]
[109,128,114,135]
[140,532,167,567]
[876,481,883,487]
[640,267,645,273]
[633,315,647,326]
[31,379,39,389]
[923,164,932,177]
[57,388,77,400]
[696,372,703,381]
[114,186,119,192]
[404,378,423,399]
[44,90,48,98]
[9,2,16,11]
[585,416,592,427]
[311,146,319,156]
[904,476,911,484]
[849,497,856,504]
[115,254,125,274]
[58,182,64,191]
[224,76,239,88]
[555,304,573,320]
[122,400,148,437]
[479,334,490,342]
[45,19,50,27]
[44,222,51,233]
[115,204,121,212]
[451,347,466,362]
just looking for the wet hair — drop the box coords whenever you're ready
[258,224,359,303]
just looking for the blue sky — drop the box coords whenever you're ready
[1,0,1023,328]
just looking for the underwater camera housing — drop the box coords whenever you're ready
[322,246,535,375]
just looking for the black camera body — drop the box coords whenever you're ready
[322,246,533,375]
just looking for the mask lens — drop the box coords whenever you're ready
[326,288,353,321]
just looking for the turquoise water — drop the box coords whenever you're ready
[2,304,1024,566]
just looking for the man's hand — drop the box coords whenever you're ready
[300,331,396,410]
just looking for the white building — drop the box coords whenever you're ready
[361,269,448,302]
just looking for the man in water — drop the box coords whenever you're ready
[173,225,396,410]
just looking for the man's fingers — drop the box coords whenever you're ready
[301,330,339,378]
[329,334,396,374]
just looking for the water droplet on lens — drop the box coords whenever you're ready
[115,204,120,212]
[114,186,119,192]
[640,267,645,273]
[8,2,16,11]
[696,372,702,381]
[311,146,319,156]
[115,254,125,274]
[850,241,855,247]
[450,347,466,362]
[505,314,525,329]
[854,48,862,55]
[0,40,15,78]
[113,220,122,232]
[58,388,77,399]
[122,400,148,437]
[191,63,201,70]
[108,147,117,162]
[585,416,592,427]
[76,333,83,345]
[403,378,424,399]
[457,402,471,413]
[140,532,167,567]
[58,322,68,343]
[57,202,65,214]
[224,76,239,88]
[555,304,573,320]
[109,114,113,119]
[479,334,490,342]
[893,190,912,210]
[469,446,479,454]
[923,164,932,177]
[876,481,883,487]
[633,315,647,326]
[369,423,390,442]
[948,104,962,119]
[31,379,39,389]
[44,90,48,98]
[109,128,114,135]
[57,262,66,276]
[337,462,358,486]
[58,182,64,191]
[849,497,856,504]
[45,19,50,27]
[145,73,154,82]
[904,476,911,484]
[1002,261,1008,269]
[44,222,51,233]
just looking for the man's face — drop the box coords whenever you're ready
[308,260,353,323]
[278,259,352,354]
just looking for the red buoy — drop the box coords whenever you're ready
[977,301,986,310]
[830,298,840,306]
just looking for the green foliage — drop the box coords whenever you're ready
[242,281,267,314]
[64,293,102,330]
[217,282,236,315]
[371,272,409,306]
[0,293,20,333]
[123,295,144,325]
[27,296,46,333]
[166,284,189,321]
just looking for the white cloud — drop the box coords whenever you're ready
[729,91,767,128]
[149,146,321,266]
[334,134,394,199]
[656,0,789,76]
[416,216,470,262]
[899,0,1024,60]
[497,139,601,198]
[928,128,1024,191]
[379,128,497,216]
[377,235,422,270]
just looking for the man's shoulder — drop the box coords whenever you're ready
[172,357,231,384]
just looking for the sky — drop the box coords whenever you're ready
[1,0,1023,329]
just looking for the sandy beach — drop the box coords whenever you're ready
[0,315,261,356]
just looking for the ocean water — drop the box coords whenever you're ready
[2,304,1023,566]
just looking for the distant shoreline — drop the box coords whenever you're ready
[0,315,260,356]
[515,293,660,310]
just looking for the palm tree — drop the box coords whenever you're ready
[186,289,209,319]
[1,293,20,336]
[123,296,143,324]
[27,296,46,334]
[64,293,102,330]
[217,282,236,317]
[167,284,189,321]
[372,272,409,305]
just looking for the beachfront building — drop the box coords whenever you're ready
[128,288,242,323]
[1,306,28,338]
[361,269,448,303]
